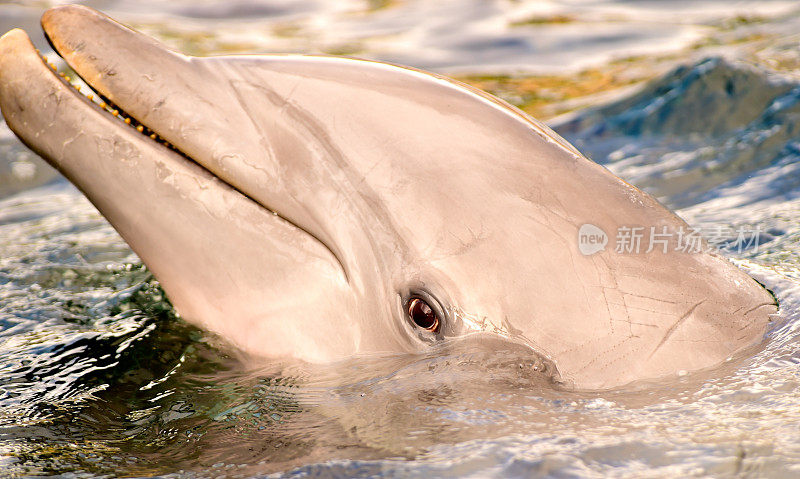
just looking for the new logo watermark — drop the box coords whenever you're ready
[578,223,608,256]
[577,223,761,256]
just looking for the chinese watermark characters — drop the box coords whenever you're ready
[578,223,761,256]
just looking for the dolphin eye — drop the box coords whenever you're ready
[407,297,440,332]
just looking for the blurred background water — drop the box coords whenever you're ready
[1,1,800,477]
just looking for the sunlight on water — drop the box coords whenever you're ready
[1,1,800,477]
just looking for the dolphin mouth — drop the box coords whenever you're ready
[35,28,261,212]
[40,34,181,156]
[27,11,349,279]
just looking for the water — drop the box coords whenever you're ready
[2,1,800,477]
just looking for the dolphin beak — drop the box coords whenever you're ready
[39,5,351,280]
[40,5,198,133]
[0,18,358,360]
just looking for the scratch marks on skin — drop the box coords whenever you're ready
[743,301,777,316]
[527,210,597,318]
[592,254,622,334]
[280,80,301,110]
[446,223,489,257]
[608,316,658,328]
[59,130,85,160]
[569,334,638,375]
[647,300,705,360]
[615,290,681,306]
[618,303,678,315]
[95,135,141,166]
[564,272,703,377]
[357,157,384,188]
[736,301,778,335]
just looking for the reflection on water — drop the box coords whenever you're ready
[1,1,800,477]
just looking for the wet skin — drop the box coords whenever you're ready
[0,5,777,389]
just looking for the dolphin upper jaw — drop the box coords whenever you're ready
[38,6,359,278]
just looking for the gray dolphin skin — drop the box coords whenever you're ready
[0,5,777,389]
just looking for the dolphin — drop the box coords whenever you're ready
[0,5,777,389]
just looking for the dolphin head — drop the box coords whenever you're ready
[0,5,776,389]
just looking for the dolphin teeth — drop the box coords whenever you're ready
[36,47,181,153]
